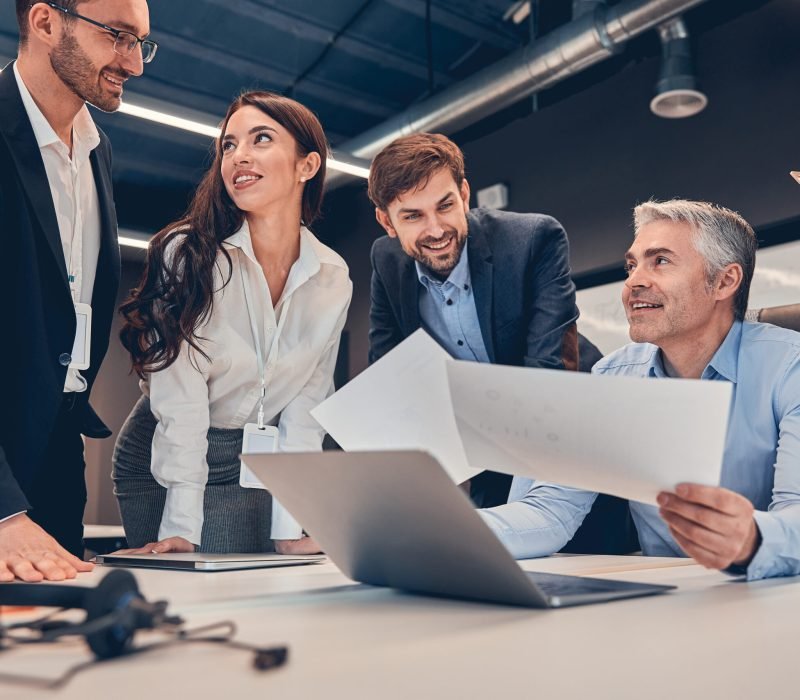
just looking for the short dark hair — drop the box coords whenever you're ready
[17,0,80,46]
[367,133,466,211]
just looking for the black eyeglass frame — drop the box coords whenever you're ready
[34,1,158,63]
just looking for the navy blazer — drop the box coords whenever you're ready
[0,63,120,518]
[369,208,579,370]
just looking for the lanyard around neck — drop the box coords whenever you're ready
[239,254,294,429]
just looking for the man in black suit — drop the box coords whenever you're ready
[368,133,580,509]
[0,0,153,581]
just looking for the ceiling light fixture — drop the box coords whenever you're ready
[118,101,220,138]
[650,17,707,119]
[118,235,150,249]
[118,229,152,250]
[118,99,370,178]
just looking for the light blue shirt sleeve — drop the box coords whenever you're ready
[479,477,599,559]
[743,358,800,581]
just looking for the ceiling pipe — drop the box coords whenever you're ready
[328,0,709,187]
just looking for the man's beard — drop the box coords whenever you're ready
[50,31,123,113]
[411,229,467,278]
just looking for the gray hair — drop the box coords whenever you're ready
[633,199,757,321]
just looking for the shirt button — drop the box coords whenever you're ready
[464,285,469,291]
[446,299,453,306]
[59,353,72,366]
[457,340,464,346]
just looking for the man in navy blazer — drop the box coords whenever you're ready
[0,0,152,581]
[368,133,580,508]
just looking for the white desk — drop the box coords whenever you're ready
[2,555,798,699]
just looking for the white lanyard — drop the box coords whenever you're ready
[239,254,293,429]
[65,147,83,302]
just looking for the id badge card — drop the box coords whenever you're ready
[240,423,279,489]
[70,303,92,371]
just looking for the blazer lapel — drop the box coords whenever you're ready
[90,144,120,302]
[0,64,69,292]
[467,218,496,363]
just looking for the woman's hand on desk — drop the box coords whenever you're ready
[274,536,322,555]
[114,536,197,555]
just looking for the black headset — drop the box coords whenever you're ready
[0,569,178,659]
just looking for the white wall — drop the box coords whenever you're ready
[577,239,800,356]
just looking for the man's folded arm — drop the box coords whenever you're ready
[368,246,405,365]
[523,216,579,371]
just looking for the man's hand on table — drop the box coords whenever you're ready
[657,483,760,570]
[0,513,93,582]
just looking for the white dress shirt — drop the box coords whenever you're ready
[144,222,352,545]
[13,62,102,394]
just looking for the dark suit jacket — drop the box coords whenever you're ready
[0,63,120,519]
[369,208,579,370]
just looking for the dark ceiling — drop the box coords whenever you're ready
[0,0,777,233]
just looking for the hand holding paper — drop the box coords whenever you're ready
[312,331,732,505]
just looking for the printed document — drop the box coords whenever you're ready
[312,330,731,504]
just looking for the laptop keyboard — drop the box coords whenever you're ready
[526,570,640,596]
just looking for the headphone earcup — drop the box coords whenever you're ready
[83,569,143,659]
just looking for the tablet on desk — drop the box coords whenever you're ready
[95,552,326,571]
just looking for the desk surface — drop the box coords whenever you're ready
[2,554,797,700]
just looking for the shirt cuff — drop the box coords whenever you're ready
[0,511,26,525]
[271,498,303,540]
[733,510,780,581]
[158,486,205,546]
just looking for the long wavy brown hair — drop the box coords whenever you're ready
[119,91,329,377]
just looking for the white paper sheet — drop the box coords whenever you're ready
[445,361,732,505]
[311,330,480,484]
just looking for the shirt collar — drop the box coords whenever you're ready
[415,245,471,290]
[223,221,345,279]
[13,62,100,161]
[704,320,742,383]
[645,320,742,382]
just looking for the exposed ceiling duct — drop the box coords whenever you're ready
[329,0,709,187]
[650,17,708,118]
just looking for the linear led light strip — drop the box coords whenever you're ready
[118,101,371,178]
[118,234,150,250]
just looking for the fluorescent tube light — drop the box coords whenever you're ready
[119,99,370,178]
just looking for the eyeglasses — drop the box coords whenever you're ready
[35,2,158,64]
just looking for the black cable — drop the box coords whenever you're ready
[0,619,288,690]
[285,0,375,98]
[425,0,434,95]
[529,0,539,112]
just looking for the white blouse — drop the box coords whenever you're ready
[143,222,352,545]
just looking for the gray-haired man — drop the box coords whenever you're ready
[482,199,800,580]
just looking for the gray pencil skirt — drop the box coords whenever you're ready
[112,396,275,553]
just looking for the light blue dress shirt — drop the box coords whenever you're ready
[416,247,491,363]
[481,320,800,581]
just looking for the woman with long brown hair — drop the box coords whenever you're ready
[112,91,351,554]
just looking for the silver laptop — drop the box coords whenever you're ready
[242,450,675,608]
[95,552,325,572]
